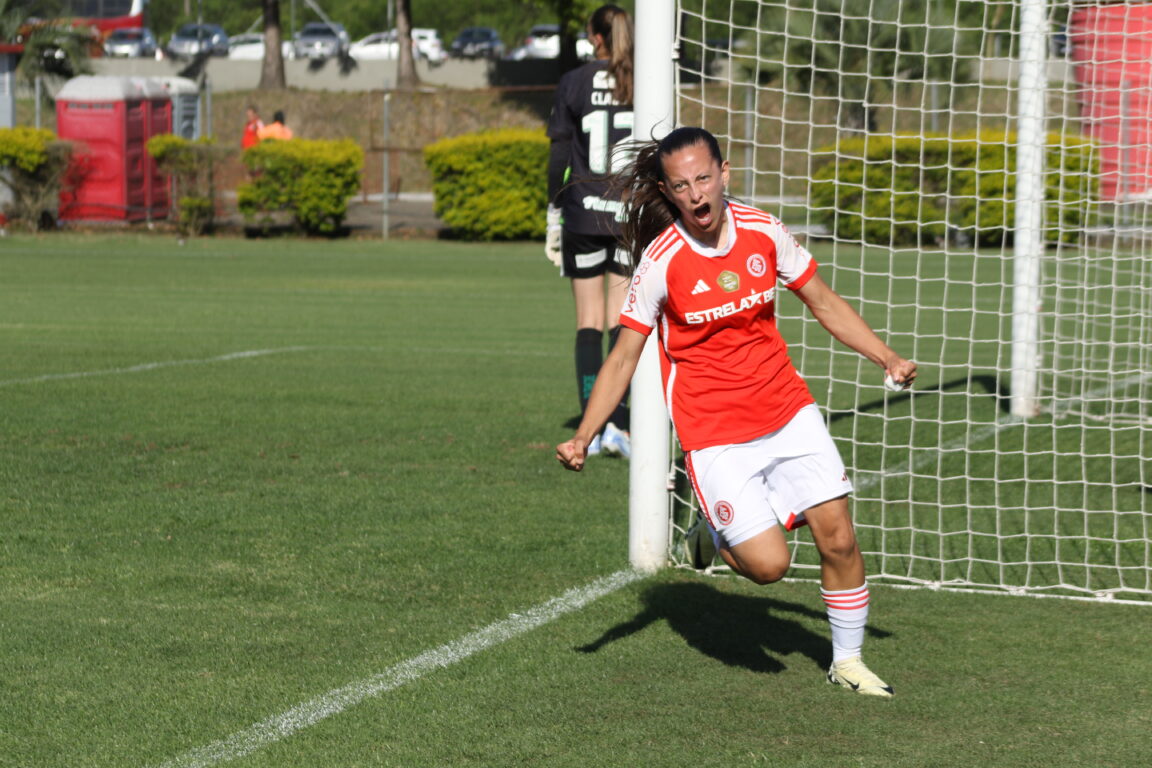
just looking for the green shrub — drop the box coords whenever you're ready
[810,132,1097,247]
[177,196,215,236]
[146,134,232,236]
[238,139,363,235]
[0,127,74,231]
[424,129,549,240]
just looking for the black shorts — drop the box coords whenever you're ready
[561,231,630,279]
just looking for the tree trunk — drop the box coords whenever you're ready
[395,0,420,89]
[260,0,286,90]
[553,0,582,75]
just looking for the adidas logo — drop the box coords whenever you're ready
[690,279,711,295]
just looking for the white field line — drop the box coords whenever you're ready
[153,569,645,768]
[0,347,315,389]
[0,345,565,391]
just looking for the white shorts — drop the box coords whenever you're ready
[685,404,853,548]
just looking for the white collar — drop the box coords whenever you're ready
[674,202,734,258]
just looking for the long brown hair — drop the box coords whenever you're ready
[589,4,633,105]
[613,127,725,268]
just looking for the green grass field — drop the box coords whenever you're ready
[1,234,1149,767]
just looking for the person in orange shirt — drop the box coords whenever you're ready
[257,111,294,141]
[241,106,263,150]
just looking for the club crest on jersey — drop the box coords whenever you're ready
[717,271,740,292]
[715,501,734,525]
[747,253,767,277]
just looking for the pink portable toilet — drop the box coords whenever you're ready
[1069,4,1152,201]
[56,76,172,221]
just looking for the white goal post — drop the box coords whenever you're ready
[627,0,676,573]
[629,0,1152,603]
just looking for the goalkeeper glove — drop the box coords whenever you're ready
[545,205,563,267]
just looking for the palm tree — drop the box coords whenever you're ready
[1,0,95,87]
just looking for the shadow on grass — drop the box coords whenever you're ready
[828,373,1010,422]
[576,580,891,674]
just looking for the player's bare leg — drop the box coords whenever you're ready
[720,526,792,585]
[804,496,865,590]
[805,496,893,697]
[605,271,629,327]
[571,275,608,330]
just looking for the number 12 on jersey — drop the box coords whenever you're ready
[582,109,635,173]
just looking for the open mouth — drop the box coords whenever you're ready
[692,202,713,228]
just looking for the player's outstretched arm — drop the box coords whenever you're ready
[794,273,918,388]
[556,326,648,471]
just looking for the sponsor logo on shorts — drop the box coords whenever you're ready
[746,253,767,277]
[575,249,608,269]
[715,500,734,525]
[717,271,740,292]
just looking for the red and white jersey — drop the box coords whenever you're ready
[619,201,818,451]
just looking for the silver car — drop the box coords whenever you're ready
[293,22,350,60]
[167,23,229,58]
[104,27,158,58]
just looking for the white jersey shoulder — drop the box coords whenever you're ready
[622,226,685,330]
[728,201,815,285]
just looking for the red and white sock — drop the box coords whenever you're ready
[821,584,870,662]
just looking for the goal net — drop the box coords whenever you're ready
[638,0,1151,603]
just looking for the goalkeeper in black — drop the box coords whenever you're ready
[545,4,634,458]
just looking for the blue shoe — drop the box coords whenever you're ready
[600,422,631,459]
[586,434,602,456]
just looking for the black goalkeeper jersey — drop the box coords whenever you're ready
[546,59,634,237]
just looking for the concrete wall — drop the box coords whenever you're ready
[78,56,493,94]
[977,57,1074,85]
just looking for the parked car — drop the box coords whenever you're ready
[103,27,158,58]
[411,27,446,64]
[293,21,350,60]
[506,25,595,60]
[449,26,504,60]
[227,32,294,60]
[350,28,446,63]
[517,24,559,59]
[166,23,229,58]
[349,31,398,60]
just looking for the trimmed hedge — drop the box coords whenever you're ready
[238,138,363,235]
[810,132,1097,247]
[146,134,232,236]
[0,127,74,231]
[424,128,549,240]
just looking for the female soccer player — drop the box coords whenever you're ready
[556,127,917,697]
[545,4,634,458]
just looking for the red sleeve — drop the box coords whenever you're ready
[619,314,654,336]
[785,258,818,291]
